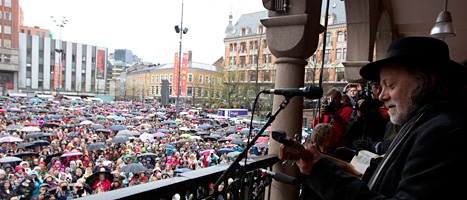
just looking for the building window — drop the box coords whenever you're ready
[155,86,159,95]
[258,25,264,34]
[229,44,233,51]
[205,75,209,84]
[218,77,222,86]
[42,32,46,37]
[199,75,203,83]
[241,28,246,36]
[249,71,257,81]
[187,86,193,96]
[4,40,11,48]
[263,40,268,49]
[211,77,215,85]
[5,0,11,8]
[4,12,11,21]
[336,49,342,60]
[169,74,173,82]
[324,49,331,61]
[326,33,332,45]
[151,75,154,83]
[2,54,11,63]
[263,71,270,82]
[337,31,345,42]
[155,75,159,82]
[188,73,193,82]
[164,74,168,80]
[4,26,11,35]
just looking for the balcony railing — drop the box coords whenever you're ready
[79,155,279,200]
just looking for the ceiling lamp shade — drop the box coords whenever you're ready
[430,0,456,38]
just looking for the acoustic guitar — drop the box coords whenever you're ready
[271,130,362,178]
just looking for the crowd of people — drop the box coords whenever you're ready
[0,98,267,200]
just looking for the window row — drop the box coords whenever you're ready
[149,74,222,85]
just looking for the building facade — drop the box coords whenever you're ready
[0,0,21,48]
[125,62,223,105]
[20,25,50,38]
[17,33,108,96]
[223,0,348,102]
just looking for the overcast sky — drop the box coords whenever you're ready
[19,0,266,64]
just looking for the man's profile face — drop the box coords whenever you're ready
[379,65,420,125]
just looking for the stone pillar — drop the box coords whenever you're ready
[261,0,324,199]
[342,0,385,83]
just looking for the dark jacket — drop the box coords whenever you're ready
[15,176,36,200]
[0,181,15,200]
[303,105,467,199]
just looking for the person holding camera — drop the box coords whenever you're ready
[30,184,54,200]
[343,83,363,108]
[347,81,390,153]
[311,88,353,148]
[70,183,88,198]
[54,182,70,200]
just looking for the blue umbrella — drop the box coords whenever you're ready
[198,125,208,130]
[155,113,166,119]
[157,129,169,133]
[218,148,235,154]
[239,129,250,134]
[174,168,191,174]
[109,125,127,131]
[50,115,63,120]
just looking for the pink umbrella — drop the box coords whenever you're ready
[0,136,24,143]
[61,151,83,157]
[256,137,269,143]
[199,149,216,156]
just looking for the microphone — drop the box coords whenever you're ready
[262,86,322,99]
[260,169,297,185]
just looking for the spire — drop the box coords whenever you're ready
[225,12,234,34]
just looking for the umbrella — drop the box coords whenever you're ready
[176,139,191,144]
[203,136,218,142]
[239,129,250,134]
[12,151,39,158]
[139,133,154,143]
[157,129,169,133]
[231,138,246,145]
[217,148,234,154]
[16,142,34,149]
[5,125,24,131]
[198,125,208,130]
[31,140,50,147]
[0,156,22,163]
[85,172,113,188]
[20,126,41,132]
[137,153,158,158]
[119,163,148,173]
[41,123,59,128]
[227,151,241,159]
[96,120,109,124]
[109,125,127,131]
[23,132,45,140]
[26,122,40,126]
[227,134,241,138]
[254,142,269,148]
[199,149,216,156]
[174,168,192,174]
[61,151,83,157]
[80,120,94,125]
[90,124,105,129]
[160,144,176,149]
[95,129,111,134]
[110,136,130,144]
[153,132,166,138]
[196,132,209,136]
[180,134,191,139]
[256,137,269,143]
[86,142,109,151]
[0,136,23,143]
[96,115,106,119]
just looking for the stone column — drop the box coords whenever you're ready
[261,0,324,199]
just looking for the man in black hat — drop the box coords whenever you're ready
[296,37,467,199]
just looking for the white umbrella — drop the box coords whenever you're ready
[139,133,154,143]
[0,136,24,143]
[20,126,41,132]
[80,120,94,125]
[179,127,190,131]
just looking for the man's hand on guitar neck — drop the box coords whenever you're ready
[295,141,323,176]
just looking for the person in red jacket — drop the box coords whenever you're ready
[92,172,111,192]
[311,88,353,147]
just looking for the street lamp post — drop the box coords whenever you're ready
[175,0,188,118]
[51,16,67,97]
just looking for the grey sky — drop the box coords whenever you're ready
[20,0,266,64]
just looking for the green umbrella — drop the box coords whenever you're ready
[96,115,106,119]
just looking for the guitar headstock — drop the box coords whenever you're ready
[272,130,308,167]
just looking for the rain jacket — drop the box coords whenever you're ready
[0,180,16,200]
[15,175,36,200]
[49,160,65,173]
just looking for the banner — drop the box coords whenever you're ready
[53,63,63,88]
[96,49,106,79]
[180,53,188,97]
[172,53,180,96]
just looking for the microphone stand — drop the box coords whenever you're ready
[212,96,292,191]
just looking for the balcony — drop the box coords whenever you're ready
[80,155,279,200]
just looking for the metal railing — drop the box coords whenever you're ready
[79,154,279,200]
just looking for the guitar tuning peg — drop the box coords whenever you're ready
[282,161,288,167]
[291,161,297,167]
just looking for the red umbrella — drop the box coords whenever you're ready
[26,122,40,126]
[236,127,243,130]
[256,137,269,143]
[0,109,6,113]
[225,137,235,141]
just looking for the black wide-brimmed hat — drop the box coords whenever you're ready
[360,36,465,81]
